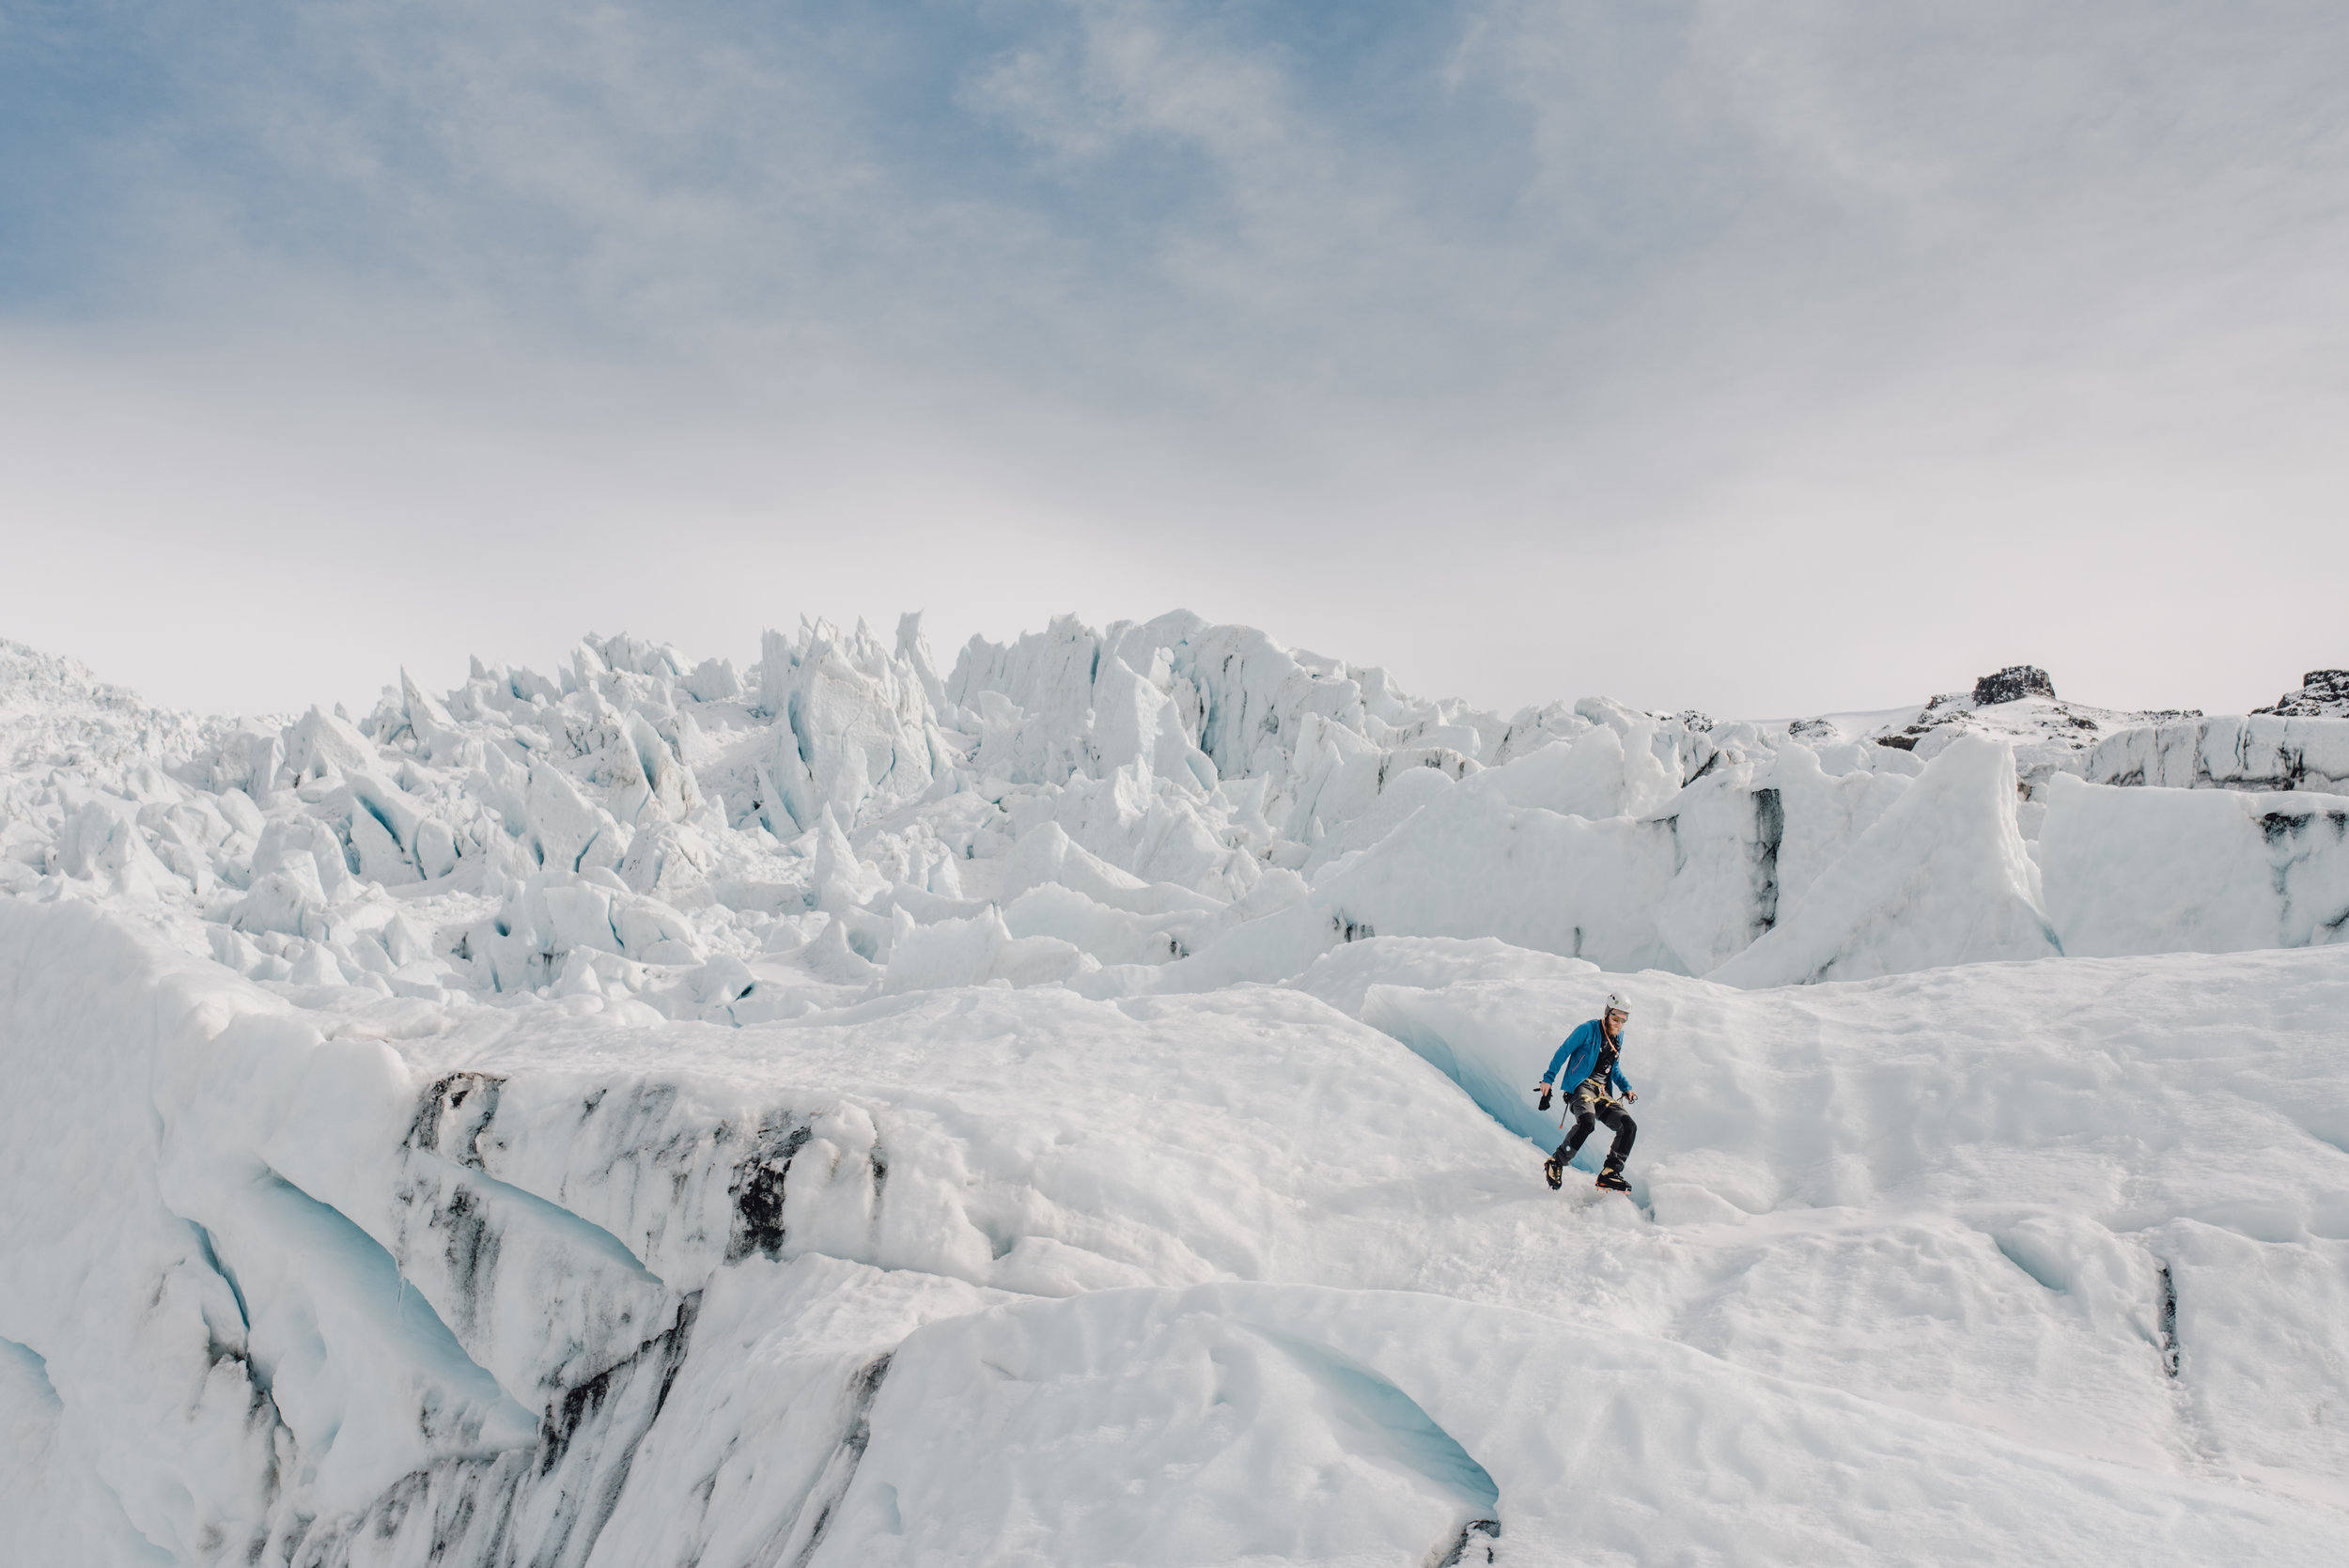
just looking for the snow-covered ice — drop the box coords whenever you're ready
[3,619,2345,1566]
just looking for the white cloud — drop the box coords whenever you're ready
[5,1,2346,720]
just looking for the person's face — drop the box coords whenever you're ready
[1607,1009,1627,1033]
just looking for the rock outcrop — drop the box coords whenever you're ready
[2255,669,2349,719]
[1971,665,2056,706]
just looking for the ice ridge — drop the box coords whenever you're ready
[5,619,2349,1567]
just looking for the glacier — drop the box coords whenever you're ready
[2,616,2346,1567]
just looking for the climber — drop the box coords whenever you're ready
[1533,993,1639,1193]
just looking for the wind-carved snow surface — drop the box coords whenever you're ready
[3,619,2348,1566]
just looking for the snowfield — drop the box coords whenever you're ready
[2,619,2345,1566]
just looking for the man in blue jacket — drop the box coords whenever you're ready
[1533,992,1639,1192]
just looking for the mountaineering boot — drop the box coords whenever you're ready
[1594,1169,1631,1193]
[1544,1157,1564,1190]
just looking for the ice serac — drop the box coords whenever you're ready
[2038,774,2349,955]
[0,901,283,1565]
[2085,713,2349,794]
[1708,734,2060,986]
[801,1286,1502,1566]
[14,619,2349,1567]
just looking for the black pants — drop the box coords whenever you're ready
[1554,1095,1636,1173]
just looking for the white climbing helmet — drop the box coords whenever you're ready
[1604,991,1630,1018]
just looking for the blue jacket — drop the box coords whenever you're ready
[1541,1018,1633,1096]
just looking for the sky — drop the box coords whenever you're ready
[3,0,2345,722]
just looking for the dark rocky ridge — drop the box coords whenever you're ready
[1972,666,2056,706]
[2256,670,2349,719]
